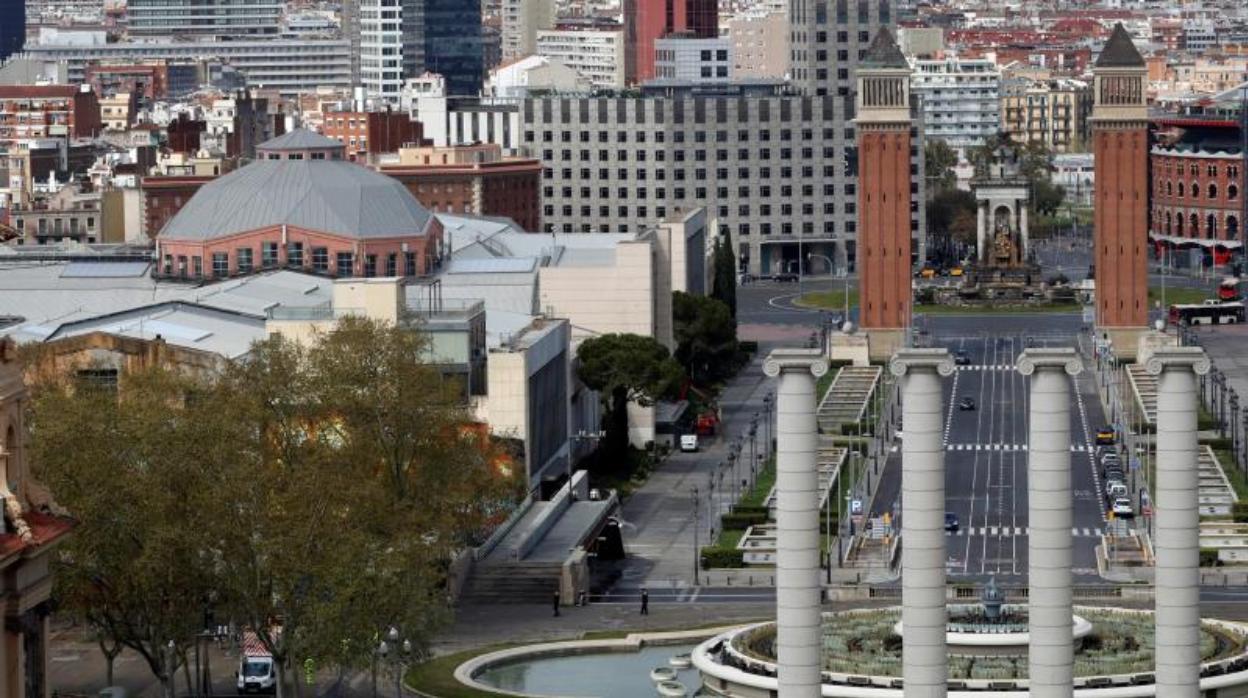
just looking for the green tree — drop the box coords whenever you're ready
[576,334,683,459]
[926,188,976,237]
[924,139,958,194]
[30,366,234,698]
[710,235,738,318]
[1032,178,1067,217]
[673,291,739,386]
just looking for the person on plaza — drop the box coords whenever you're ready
[640,588,649,615]
[552,589,560,617]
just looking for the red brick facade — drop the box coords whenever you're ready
[141,176,214,239]
[322,112,429,162]
[857,126,913,330]
[1150,122,1244,244]
[1094,123,1149,327]
[0,85,101,144]
[382,159,542,232]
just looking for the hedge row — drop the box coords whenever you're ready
[1201,548,1222,568]
[701,547,745,569]
[1232,502,1248,523]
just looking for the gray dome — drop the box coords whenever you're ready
[159,160,434,241]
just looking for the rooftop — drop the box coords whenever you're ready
[158,160,435,241]
[1095,24,1145,69]
[862,27,909,70]
[256,127,345,153]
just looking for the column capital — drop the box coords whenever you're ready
[1145,347,1211,377]
[763,348,829,379]
[889,348,954,378]
[1017,347,1083,377]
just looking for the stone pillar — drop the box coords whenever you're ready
[1018,348,1082,698]
[763,348,829,698]
[891,349,954,698]
[1147,347,1210,698]
[1020,204,1030,261]
[976,201,987,261]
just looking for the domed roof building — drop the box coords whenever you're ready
[155,129,444,280]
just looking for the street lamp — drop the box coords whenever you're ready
[728,449,739,505]
[691,485,701,586]
[378,627,412,698]
[762,393,774,461]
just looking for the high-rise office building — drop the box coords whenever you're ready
[0,0,24,63]
[790,0,890,97]
[424,0,486,96]
[128,0,282,38]
[627,0,719,84]
[357,0,425,104]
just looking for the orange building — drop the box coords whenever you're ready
[855,28,914,343]
[1091,24,1149,332]
[0,85,101,146]
[321,110,429,162]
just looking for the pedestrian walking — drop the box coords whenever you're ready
[640,588,649,615]
[552,589,561,617]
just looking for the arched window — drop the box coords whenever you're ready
[1229,184,1239,201]
[1176,214,1185,236]
[1207,213,1218,238]
[1167,181,1174,195]
[1166,210,1173,234]
[1209,183,1218,199]
[1229,215,1240,241]
[1178,181,1186,197]
[1191,182,1199,199]
[1191,213,1200,235]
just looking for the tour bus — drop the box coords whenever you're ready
[1169,301,1246,326]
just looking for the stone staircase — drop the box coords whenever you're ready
[459,562,565,604]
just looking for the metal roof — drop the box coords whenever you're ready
[257,128,345,152]
[60,261,151,278]
[448,257,537,274]
[158,160,434,241]
[861,28,909,70]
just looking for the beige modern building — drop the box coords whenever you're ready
[724,8,789,80]
[1000,76,1092,153]
[501,0,556,62]
[535,28,627,89]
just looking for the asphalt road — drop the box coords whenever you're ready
[866,314,1112,583]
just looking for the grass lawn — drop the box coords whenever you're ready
[1149,285,1214,307]
[914,302,1081,315]
[817,367,839,403]
[1215,449,1248,500]
[739,457,777,508]
[796,289,859,312]
[711,526,746,549]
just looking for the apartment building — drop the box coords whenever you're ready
[910,55,1000,155]
[535,28,628,90]
[127,0,282,38]
[1000,77,1092,153]
[724,8,789,81]
[501,0,555,62]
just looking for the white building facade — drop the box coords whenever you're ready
[654,36,733,83]
[535,29,627,90]
[910,56,1000,155]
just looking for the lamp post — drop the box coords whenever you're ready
[1231,392,1241,469]
[378,627,412,698]
[748,416,758,492]
[806,252,846,323]
[571,429,605,500]
[691,485,701,585]
[728,450,739,505]
[763,392,774,461]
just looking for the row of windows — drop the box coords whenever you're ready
[1158,210,1241,240]
[529,127,849,145]
[541,219,867,236]
[1159,181,1240,201]
[161,243,418,278]
[1160,162,1240,178]
[543,182,855,200]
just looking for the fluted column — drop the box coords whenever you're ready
[1018,349,1082,697]
[1147,347,1210,698]
[891,348,954,698]
[763,348,829,698]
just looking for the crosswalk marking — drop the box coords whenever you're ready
[944,527,1103,538]
[944,443,1090,453]
[955,365,1016,371]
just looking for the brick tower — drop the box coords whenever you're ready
[1092,24,1149,343]
[856,28,913,357]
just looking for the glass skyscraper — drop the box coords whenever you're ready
[423,0,485,96]
[0,0,25,62]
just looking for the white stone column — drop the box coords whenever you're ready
[1018,349,1082,698]
[764,348,829,698]
[977,202,987,261]
[891,349,954,698]
[1020,204,1030,260]
[1147,347,1210,698]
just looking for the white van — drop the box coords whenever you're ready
[680,434,699,452]
[237,632,278,694]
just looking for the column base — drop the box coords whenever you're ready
[1094,326,1149,361]
[864,328,906,363]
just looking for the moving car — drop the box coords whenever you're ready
[1111,498,1134,519]
[944,512,960,532]
[1105,482,1128,502]
[1095,427,1116,445]
[680,434,699,452]
[949,267,965,277]
[958,397,976,411]
[954,351,971,366]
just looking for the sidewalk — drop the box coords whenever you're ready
[613,352,775,589]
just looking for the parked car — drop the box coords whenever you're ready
[1105,482,1128,501]
[944,512,960,532]
[773,272,799,283]
[1104,469,1125,485]
[1096,427,1116,445]
[958,397,976,411]
[1111,498,1135,518]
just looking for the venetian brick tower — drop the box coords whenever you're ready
[856,28,913,358]
[1092,24,1149,343]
